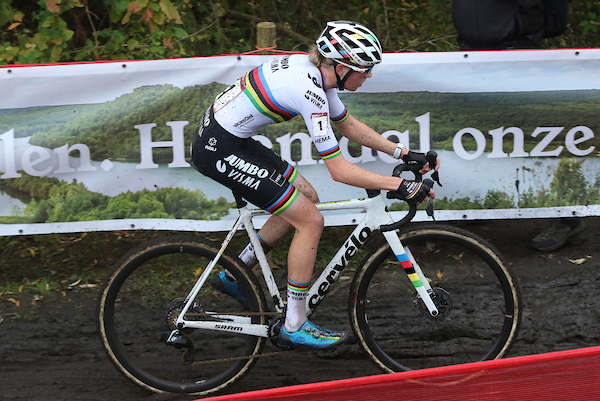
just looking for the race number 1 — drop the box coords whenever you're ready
[311,112,329,137]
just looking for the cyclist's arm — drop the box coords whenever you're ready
[324,156,436,203]
[323,155,402,191]
[335,114,408,158]
[336,114,440,173]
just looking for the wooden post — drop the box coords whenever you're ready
[256,22,276,54]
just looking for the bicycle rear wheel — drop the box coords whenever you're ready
[350,224,521,372]
[98,236,267,395]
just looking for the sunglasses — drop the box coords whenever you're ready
[336,60,374,74]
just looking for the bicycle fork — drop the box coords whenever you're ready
[381,231,439,317]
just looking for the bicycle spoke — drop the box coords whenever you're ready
[350,225,521,372]
[98,237,266,395]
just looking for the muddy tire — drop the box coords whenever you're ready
[98,236,267,396]
[350,224,521,372]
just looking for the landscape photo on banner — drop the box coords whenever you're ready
[1,49,599,235]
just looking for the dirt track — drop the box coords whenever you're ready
[1,217,599,401]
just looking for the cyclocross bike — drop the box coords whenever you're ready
[97,153,522,396]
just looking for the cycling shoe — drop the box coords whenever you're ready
[278,320,346,350]
[209,270,249,309]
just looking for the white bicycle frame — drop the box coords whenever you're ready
[175,192,439,338]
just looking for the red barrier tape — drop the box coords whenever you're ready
[203,346,600,401]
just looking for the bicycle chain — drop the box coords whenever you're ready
[182,347,298,366]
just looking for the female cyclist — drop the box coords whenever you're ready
[191,21,439,350]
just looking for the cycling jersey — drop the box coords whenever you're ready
[191,54,349,215]
[213,54,347,161]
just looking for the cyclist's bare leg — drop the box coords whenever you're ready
[233,173,326,332]
[276,192,324,331]
[236,174,319,267]
[254,173,320,247]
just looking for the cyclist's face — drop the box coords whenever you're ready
[343,67,372,91]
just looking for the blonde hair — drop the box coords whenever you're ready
[308,45,334,68]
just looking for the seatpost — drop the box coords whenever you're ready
[232,191,247,208]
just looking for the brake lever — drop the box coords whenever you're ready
[424,151,443,188]
[431,170,442,187]
[423,178,436,221]
[425,151,439,220]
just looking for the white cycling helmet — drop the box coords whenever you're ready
[316,21,383,69]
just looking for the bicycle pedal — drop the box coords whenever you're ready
[267,315,285,348]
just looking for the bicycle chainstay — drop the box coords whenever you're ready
[178,310,299,365]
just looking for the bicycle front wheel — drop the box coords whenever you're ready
[350,224,521,372]
[98,236,267,395]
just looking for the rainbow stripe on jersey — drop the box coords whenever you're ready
[245,66,298,123]
[331,108,349,124]
[319,144,341,160]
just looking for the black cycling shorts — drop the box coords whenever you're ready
[190,108,299,215]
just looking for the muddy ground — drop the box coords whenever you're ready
[1,217,599,401]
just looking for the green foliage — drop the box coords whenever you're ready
[0,176,233,223]
[520,158,600,208]
[0,105,103,139]
[1,1,599,65]
[1,176,60,199]
[0,0,82,64]
[25,83,225,160]
[483,190,515,209]
[576,1,599,35]
[0,0,187,64]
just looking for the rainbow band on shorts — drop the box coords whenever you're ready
[265,185,299,215]
[283,164,298,184]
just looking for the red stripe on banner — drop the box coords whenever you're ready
[0,53,275,69]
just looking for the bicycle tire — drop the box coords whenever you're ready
[349,224,521,372]
[98,236,267,395]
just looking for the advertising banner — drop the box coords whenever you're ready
[1,49,599,236]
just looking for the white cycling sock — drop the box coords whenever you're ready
[284,279,309,333]
[238,242,257,267]
[238,233,269,267]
